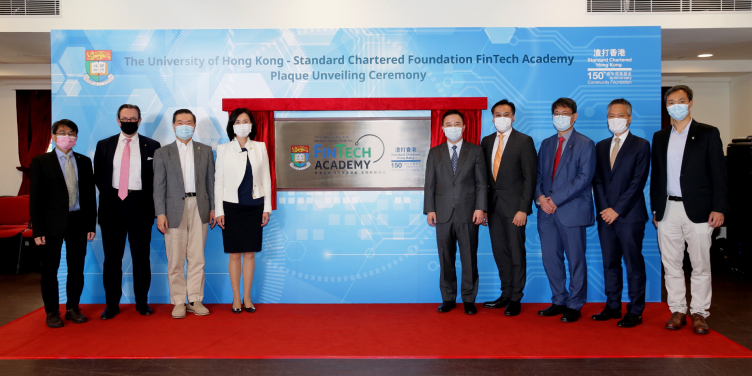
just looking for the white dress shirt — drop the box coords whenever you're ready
[491,127,513,159]
[177,140,196,193]
[112,132,142,190]
[667,120,692,197]
[447,138,463,156]
[610,129,630,157]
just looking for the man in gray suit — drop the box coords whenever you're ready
[424,110,488,315]
[153,109,215,319]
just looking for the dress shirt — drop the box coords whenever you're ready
[667,120,692,197]
[55,148,80,211]
[610,129,630,156]
[491,127,513,159]
[447,138,464,156]
[556,128,573,154]
[177,140,196,193]
[112,132,142,190]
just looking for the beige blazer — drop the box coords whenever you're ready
[214,138,272,215]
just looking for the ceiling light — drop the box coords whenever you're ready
[698,54,713,58]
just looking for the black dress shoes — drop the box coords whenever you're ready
[100,306,120,320]
[617,313,643,328]
[464,302,477,315]
[538,304,567,317]
[65,307,88,323]
[437,301,456,313]
[592,307,622,321]
[561,308,581,323]
[46,312,64,328]
[504,301,521,316]
[483,296,511,309]
[137,305,153,316]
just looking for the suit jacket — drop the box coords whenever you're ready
[650,120,728,223]
[593,132,650,224]
[535,129,596,227]
[153,141,215,228]
[94,133,161,226]
[423,141,488,224]
[29,150,97,238]
[481,129,537,217]
[214,139,273,215]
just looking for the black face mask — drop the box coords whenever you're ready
[120,121,139,135]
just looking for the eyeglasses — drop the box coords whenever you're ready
[54,132,77,137]
[119,117,138,122]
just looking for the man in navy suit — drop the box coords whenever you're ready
[592,98,650,328]
[535,97,596,323]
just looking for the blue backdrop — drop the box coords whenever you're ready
[50,27,662,304]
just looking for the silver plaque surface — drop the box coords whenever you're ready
[275,118,431,189]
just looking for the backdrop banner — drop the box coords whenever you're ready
[50,27,661,304]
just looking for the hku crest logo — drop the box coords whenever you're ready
[290,145,311,170]
[83,50,115,86]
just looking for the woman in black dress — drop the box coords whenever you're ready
[213,108,272,313]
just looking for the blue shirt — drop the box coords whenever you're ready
[667,120,691,197]
[55,148,80,211]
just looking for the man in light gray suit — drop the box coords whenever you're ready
[424,110,488,315]
[153,109,215,319]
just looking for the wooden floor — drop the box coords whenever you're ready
[0,270,750,375]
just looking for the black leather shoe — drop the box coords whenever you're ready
[538,304,567,317]
[592,307,622,321]
[100,306,120,320]
[617,312,643,328]
[243,300,256,313]
[504,301,521,316]
[46,312,64,328]
[137,305,153,316]
[464,302,477,315]
[561,308,581,323]
[437,301,456,313]
[65,307,88,324]
[483,296,511,309]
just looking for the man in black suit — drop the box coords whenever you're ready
[94,104,161,319]
[592,98,650,328]
[479,99,537,316]
[651,85,728,334]
[424,110,488,315]
[30,119,97,328]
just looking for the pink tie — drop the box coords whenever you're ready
[118,138,131,200]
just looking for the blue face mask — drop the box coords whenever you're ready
[553,115,572,132]
[175,125,194,140]
[667,104,689,122]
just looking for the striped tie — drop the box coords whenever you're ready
[63,154,77,208]
[493,134,504,181]
[451,145,458,174]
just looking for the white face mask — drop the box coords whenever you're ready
[234,123,252,138]
[553,115,572,132]
[493,117,512,133]
[608,118,629,135]
[443,126,463,142]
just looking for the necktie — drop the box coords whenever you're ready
[551,136,565,181]
[451,145,458,174]
[493,134,504,181]
[118,138,131,200]
[610,137,620,169]
[63,154,77,208]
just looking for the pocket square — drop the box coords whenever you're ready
[147,157,153,160]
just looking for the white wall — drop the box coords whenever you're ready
[1,0,752,32]
[730,73,752,140]
[0,89,22,196]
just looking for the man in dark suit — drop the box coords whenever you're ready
[651,85,728,334]
[424,110,488,315]
[94,104,161,320]
[592,98,650,328]
[480,99,537,316]
[535,98,596,323]
[30,119,97,328]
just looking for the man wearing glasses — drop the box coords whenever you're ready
[30,119,97,328]
[94,104,161,320]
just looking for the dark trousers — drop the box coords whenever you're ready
[41,210,87,314]
[101,190,154,308]
[488,211,527,302]
[436,212,479,303]
[538,212,588,310]
[597,219,646,315]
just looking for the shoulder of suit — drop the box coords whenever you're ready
[692,121,717,133]
[194,141,213,152]
[481,133,496,144]
[73,151,92,161]
[596,137,612,147]
[137,134,160,145]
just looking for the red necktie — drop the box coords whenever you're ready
[551,137,565,181]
